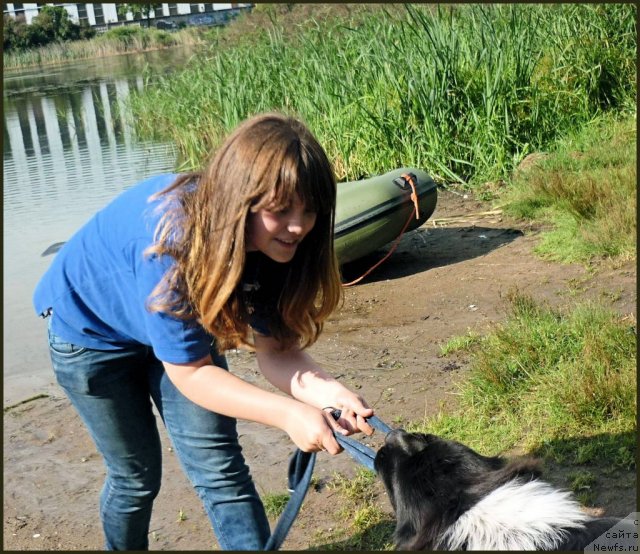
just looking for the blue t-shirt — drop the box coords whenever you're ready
[33,173,278,364]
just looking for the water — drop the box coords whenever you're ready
[3,48,196,404]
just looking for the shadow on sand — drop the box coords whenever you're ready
[341,225,524,285]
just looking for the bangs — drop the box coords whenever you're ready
[294,158,335,216]
[253,138,336,215]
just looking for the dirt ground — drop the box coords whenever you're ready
[3,186,636,551]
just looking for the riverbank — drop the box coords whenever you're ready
[4,187,636,550]
[3,26,206,71]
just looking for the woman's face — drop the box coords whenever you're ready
[246,194,317,263]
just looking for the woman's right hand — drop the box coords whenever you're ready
[282,403,346,454]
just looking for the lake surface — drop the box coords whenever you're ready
[3,48,196,404]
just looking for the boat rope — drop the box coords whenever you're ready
[342,173,421,287]
[264,410,393,550]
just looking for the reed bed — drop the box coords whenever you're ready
[3,27,205,70]
[128,3,636,185]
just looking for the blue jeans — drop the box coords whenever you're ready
[47,324,271,550]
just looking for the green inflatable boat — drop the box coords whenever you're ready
[334,168,437,264]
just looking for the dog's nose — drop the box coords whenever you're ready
[384,428,406,446]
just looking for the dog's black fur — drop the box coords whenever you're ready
[374,430,625,550]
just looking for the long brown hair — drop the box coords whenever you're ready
[145,112,342,351]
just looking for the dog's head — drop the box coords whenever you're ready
[374,430,542,550]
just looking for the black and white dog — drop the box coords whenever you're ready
[374,429,629,550]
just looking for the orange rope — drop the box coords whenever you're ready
[342,174,420,287]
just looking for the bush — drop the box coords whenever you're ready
[154,30,177,48]
[99,26,146,48]
[3,14,29,51]
[3,6,86,51]
[78,20,96,40]
[34,5,80,42]
[101,25,144,40]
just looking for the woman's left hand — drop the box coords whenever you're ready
[321,388,374,437]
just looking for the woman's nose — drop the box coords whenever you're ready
[286,209,306,234]
[287,217,304,235]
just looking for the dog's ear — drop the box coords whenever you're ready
[496,456,543,483]
[472,456,542,498]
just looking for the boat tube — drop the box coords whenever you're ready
[334,168,437,264]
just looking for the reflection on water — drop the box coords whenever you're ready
[3,49,196,388]
[4,74,169,228]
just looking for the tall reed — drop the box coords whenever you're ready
[128,3,636,185]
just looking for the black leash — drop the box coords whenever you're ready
[263,410,392,550]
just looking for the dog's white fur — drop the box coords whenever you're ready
[440,479,592,550]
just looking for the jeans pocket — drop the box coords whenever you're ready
[48,331,88,357]
[49,335,148,396]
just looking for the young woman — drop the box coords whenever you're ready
[33,113,374,550]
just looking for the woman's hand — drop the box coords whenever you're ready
[282,403,347,454]
[320,386,374,437]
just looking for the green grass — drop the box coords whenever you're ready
[126,3,636,185]
[259,467,395,550]
[417,290,636,468]
[261,470,394,549]
[310,468,394,550]
[329,467,378,505]
[503,113,637,264]
[568,470,598,506]
[439,331,483,356]
[262,492,290,518]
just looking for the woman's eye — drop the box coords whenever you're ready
[262,203,288,216]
